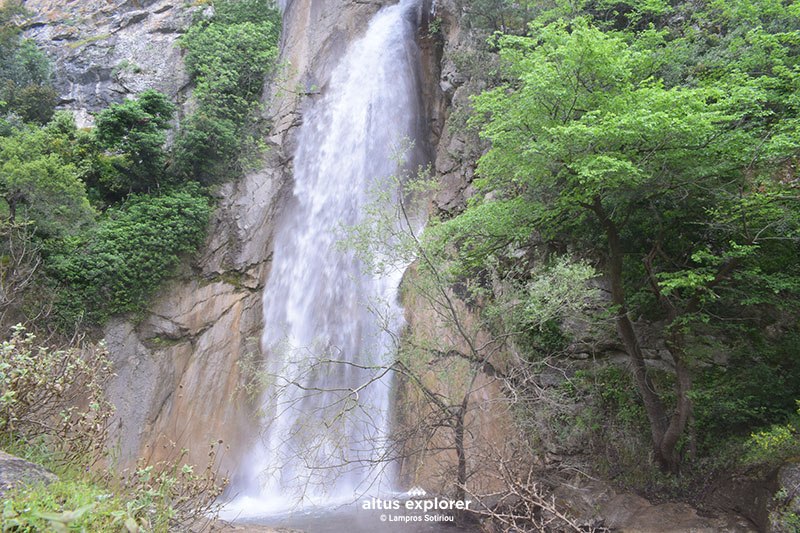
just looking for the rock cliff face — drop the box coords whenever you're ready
[20,0,488,479]
[103,0,394,472]
[15,0,672,486]
[22,0,394,472]
[17,1,774,529]
[21,0,194,128]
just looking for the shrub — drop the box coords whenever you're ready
[744,404,800,465]
[0,325,227,531]
[0,115,95,237]
[0,5,56,126]
[6,84,58,125]
[47,187,211,324]
[173,113,238,185]
[174,0,281,183]
[2,444,227,532]
[691,331,800,454]
[0,325,113,466]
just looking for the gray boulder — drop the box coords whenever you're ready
[0,450,58,499]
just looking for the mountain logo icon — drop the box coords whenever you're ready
[407,486,427,497]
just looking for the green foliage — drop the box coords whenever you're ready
[564,365,667,489]
[455,0,534,32]
[744,404,800,465]
[592,366,650,428]
[0,325,111,440]
[0,3,56,126]
[516,257,598,328]
[0,113,94,237]
[174,113,238,184]
[0,326,226,531]
[521,319,567,358]
[1,447,226,533]
[93,90,176,194]
[0,38,50,89]
[692,331,800,453]
[456,4,800,470]
[0,1,283,330]
[47,187,211,324]
[465,14,797,326]
[0,98,212,327]
[5,84,58,125]
[0,325,113,472]
[0,2,24,49]
[174,0,281,183]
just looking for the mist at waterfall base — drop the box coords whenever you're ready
[217,0,461,528]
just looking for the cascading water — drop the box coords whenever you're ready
[224,0,426,517]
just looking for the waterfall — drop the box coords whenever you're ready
[224,0,425,517]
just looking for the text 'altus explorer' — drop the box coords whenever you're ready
[362,498,474,512]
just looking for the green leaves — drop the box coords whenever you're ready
[517,256,599,327]
[47,187,211,323]
[0,0,282,329]
[469,11,799,308]
[175,0,281,183]
[472,20,736,231]
[0,113,94,237]
[0,4,55,126]
[35,503,95,532]
[93,90,176,194]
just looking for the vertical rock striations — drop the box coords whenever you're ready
[22,0,396,473]
[19,0,469,479]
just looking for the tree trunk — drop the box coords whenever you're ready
[454,409,466,502]
[659,343,692,472]
[594,198,671,469]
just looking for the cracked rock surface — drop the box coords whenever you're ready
[21,0,195,127]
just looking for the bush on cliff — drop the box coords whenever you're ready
[174,0,281,184]
[0,325,227,531]
[46,186,211,325]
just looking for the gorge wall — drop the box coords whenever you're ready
[20,0,462,475]
[18,0,558,508]
[96,0,396,474]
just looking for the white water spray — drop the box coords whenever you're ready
[225,0,425,517]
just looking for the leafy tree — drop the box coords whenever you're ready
[173,114,239,185]
[455,0,534,33]
[336,168,600,513]
[461,16,799,471]
[0,38,50,89]
[0,2,56,125]
[93,90,176,193]
[0,113,93,237]
[6,85,58,125]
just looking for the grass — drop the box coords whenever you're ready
[67,34,112,49]
[2,475,134,532]
[0,440,226,532]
